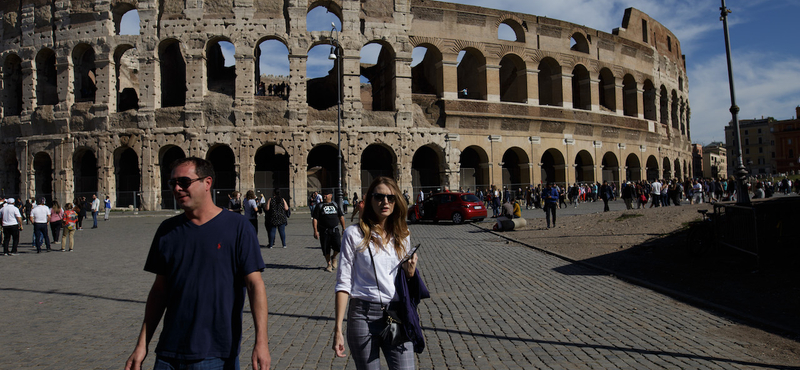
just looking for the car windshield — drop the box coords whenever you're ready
[460,194,481,203]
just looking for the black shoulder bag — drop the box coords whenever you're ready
[367,246,410,346]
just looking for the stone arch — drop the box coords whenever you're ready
[680,97,686,135]
[671,90,679,129]
[361,144,397,191]
[538,57,562,106]
[159,145,186,209]
[646,155,659,181]
[662,157,671,179]
[497,18,526,43]
[72,43,97,103]
[35,48,59,106]
[306,42,340,110]
[574,150,594,183]
[255,144,290,193]
[643,79,656,120]
[459,145,489,190]
[412,144,444,194]
[1,148,21,196]
[307,1,343,31]
[570,32,590,53]
[114,44,139,112]
[3,54,23,116]
[112,2,137,35]
[499,53,526,103]
[207,144,237,202]
[622,74,638,117]
[254,37,289,97]
[598,68,615,112]
[674,158,682,180]
[411,43,443,97]
[33,152,53,202]
[158,39,186,107]
[360,41,396,112]
[625,153,641,181]
[571,64,591,110]
[114,147,140,207]
[73,147,98,197]
[206,37,236,96]
[541,148,566,185]
[502,147,530,187]
[457,48,487,101]
[307,143,344,193]
[601,152,619,184]
[659,85,669,125]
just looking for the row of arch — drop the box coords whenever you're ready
[17,142,689,208]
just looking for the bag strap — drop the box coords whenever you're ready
[367,245,386,309]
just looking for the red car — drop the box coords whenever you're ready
[408,192,487,224]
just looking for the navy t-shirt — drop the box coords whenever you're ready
[144,209,265,360]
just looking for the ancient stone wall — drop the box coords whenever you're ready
[0,0,692,209]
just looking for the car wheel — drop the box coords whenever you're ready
[409,212,418,224]
[452,212,463,225]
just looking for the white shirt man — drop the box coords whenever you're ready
[31,201,51,252]
[1,199,23,255]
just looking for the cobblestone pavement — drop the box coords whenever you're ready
[1,206,798,369]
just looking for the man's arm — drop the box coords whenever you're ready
[312,218,319,239]
[125,274,169,370]
[338,215,345,230]
[245,271,271,370]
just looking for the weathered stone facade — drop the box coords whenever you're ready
[0,0,691,209]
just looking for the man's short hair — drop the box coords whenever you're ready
[171,157,215,183]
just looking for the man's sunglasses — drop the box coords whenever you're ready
[168,177,206,189]
[371,193,396,203]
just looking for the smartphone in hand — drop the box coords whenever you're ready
[401,243,421,264]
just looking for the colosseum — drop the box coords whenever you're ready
[0,0,691,209]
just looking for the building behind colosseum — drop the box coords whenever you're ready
[0,0,691,209]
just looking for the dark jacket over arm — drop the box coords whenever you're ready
[395,268,430,353]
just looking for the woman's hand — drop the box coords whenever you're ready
[332,329,346,357]
[403,252,418,278]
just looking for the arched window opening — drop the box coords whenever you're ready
[115,46,139,112]
[208,145,237,205]
[499,54,526,103]
[412,145,442,194]
[541,149,566,185]
[73,44,97,103]
[502,148,530,187]
[498,20,525,42]
[671,90,679,129]
[33,152,53,202]
[159,40,186,107]
[662,157,671,179]
[601,152,619,185]
[361,145,396,190]
[457,49,487,101]
[678,76,684,92]
[571,64,591,110]
[538,58,562,107]
[625,154,641,182]
[159,146,185,209]
[36,48,59,106]
[207,39,236,96]
[1,150,21,196]
[3,54,23,116]
[674,159,682,180]
[459,146,489,190]
[114,4,139,35]
[570,33,590,53]
[74,149,98,197]
[575,150,594,183]
[255,145,290,194]
[307,144,344,193]
[307,5,341,32]
[255,39,290,98]
[411,45,443,97]
[306,43,340,110]
[115,147,140,208]
[598,68,615,112]
[680,98,686,135]
[643,80,656,120]
[659,85,669,126]
[622,74,638,117]
[360,42,396,111]
[646,155,659,181]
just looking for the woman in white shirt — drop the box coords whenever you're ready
[332,177,418,369]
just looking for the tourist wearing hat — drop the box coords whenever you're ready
[1,198,23,255]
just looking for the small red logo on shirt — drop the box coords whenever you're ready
[217,243,221,249]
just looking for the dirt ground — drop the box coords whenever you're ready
[485,202,800,363]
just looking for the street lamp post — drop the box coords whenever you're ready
[720,0,751,204]
[329,23,344,210]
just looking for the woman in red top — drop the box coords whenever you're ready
[61,203,78,252]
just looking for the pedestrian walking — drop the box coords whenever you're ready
[61,203,78,251]
[244,190,259,235]
[1,198,23,255]
[312,189,345,272]
[125,157,271,370]
[227,191,242,214]
[91,194,100,228]
[30,198,51,253]
[332,176,429,369]
[103,196,111,220]
[50,201,64,244]
[264,188,289,249]
[542,183,558,229]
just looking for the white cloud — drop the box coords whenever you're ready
[689,52,800,145]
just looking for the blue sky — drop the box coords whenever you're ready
[122,1,800,146]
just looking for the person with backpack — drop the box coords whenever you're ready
[61,203,78,251]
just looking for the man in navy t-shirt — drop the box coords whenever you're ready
[126,158,271,370]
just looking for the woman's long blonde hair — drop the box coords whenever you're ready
[358,177,409,259]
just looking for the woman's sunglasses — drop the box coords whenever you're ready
[371,193,396,203]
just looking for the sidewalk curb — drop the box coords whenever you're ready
[472,222,800,340]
